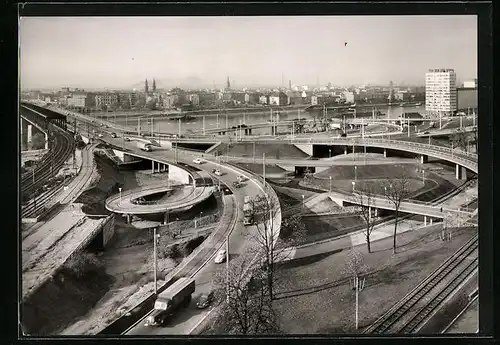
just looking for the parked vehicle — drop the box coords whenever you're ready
[111,132,117,138]
[193,158,203,164]
[137,142,153,152]
[214,249,226,264]
[243,196,254,225]
[232,181,242,188]
[214,169,222,176]
[237,175,245,183]
[124,137,131,142]
[146,277,195,326]
[196,291,214,309]
[98,133,104,138]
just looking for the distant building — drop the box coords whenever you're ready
[425,68,457,115]
[162,94,180,109]
[463,79,477,88]
[188,93,200,106]
[342,91,360,104]
[95,93,119,108]
[457,87,478,110]
[231,92,248,105]
[286,91,304,105]
[268,92,288,106]
[259,94,269,105]
[68,93,94,108]
[198,92,216,106]
[395,90,411,102]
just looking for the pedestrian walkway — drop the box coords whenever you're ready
[281,217,438,262]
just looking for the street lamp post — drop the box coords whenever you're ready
[302,195,305,210]
[329,176,332,193]
[422,170,425,185]
[153,227,159,295]
[352,181,356,193]
[329,148,332,159]
[355,166,357,181]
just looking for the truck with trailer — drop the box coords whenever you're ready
[137,141,153,152]
[243,196,254,226]
[146,277,195,326]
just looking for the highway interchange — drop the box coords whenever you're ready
[22,102,478,335]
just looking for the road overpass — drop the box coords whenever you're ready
[105,182,216,221]
[328,191,474,220]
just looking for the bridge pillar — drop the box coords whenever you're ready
[126,214,132,224]
[249,128,252,135]
[430,218,433,226]
[383,148,387,158]
[420,154,428,164]
[21,119,28,149]
[152,160,155,174]
[27,124,33,143]
[424,215,427,226]
[44,133,49,150]
[373,208,378,217]
[455,164,467,180]
[344,146,347,155]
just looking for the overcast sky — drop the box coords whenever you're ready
[20,16,477,90]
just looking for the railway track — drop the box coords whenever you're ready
[364,234,478,334]
[21,145,98,220]
[20,118,75,202]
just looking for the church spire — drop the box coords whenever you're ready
[226,76,231,90]
[152,78,156,92]
[145,79,149,94]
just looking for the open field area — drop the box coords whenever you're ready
[272,226,477,334]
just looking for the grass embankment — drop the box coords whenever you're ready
[22,252,114,335]
[273,226,477,334]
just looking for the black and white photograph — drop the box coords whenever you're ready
[19,11,482,337]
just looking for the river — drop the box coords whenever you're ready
[98,104,425,136]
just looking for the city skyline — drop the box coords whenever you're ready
[20,15,477,90]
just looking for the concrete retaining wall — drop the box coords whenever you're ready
[294,144,313,156]
[168,164,191,184]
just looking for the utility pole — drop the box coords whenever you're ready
[263,152,266,188]
[178,119,181,137]
[153,227,158,294]
[226,234,230,303]
[253,141,256,163]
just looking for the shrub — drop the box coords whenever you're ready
[163,244,182,260]
[63,252,103,279]
[182,236,205,257]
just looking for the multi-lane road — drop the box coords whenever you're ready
[94,139,269,335]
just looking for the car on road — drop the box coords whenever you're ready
[124,137,131,142]
[196,291,215,309]
[213,169,222,176]
[192,157,204,164]
[237,175,245,183]
[232,181,243,188]
[98,133,104,138]
[424,131,430,134]
[111,132,117,138]
[214,249,226,264]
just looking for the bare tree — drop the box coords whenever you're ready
[354,184,377,253]
[246,195,305,300]
[450,129,469,151]
[382,171,413,254]
[211,256,280,334]
[341,249,368,330]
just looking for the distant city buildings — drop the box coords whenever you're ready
[463,79,477,88]
[425,68,457,115]
[457,87,478,110]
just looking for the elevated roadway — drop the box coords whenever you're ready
[105,183,215,215]
[328,191,474,219]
